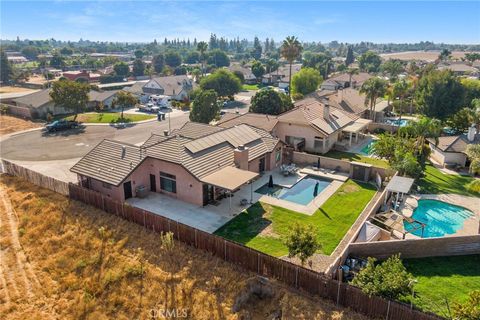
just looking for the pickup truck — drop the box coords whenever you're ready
[45,119,79,132]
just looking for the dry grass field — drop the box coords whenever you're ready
[0,115,41,137]
[380,51,470,62]
[0,86,38,94]
[0,175,372,320]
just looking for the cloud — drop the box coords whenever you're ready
[313,17,340,26]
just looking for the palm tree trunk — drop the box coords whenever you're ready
[289,61,292,97]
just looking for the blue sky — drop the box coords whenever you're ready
[1,1,479,44]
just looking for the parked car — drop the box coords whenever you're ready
[138,103,160,113]
[45,119,79,132]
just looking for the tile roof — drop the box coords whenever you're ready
[217,112,279,132]
[71,122,280,185]
[279,100,357,135]
[429,134,480,153]
[149,75,193,96]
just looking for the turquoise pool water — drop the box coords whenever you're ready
[403,199,474,238]
[385,119,409,127]
[360,140,376,156]
[255,176,332,206]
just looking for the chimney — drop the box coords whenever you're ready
[467,124,477,142]
[163,130,169,136]
[323,104,330,120]
[234,145,249,170]
[121,146,126,158]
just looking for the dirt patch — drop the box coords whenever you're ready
[0,175,371,320]
[0,86,37,94]
[339,184,360,194]
[0,115,41,136]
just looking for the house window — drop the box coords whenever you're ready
[275,148,281,162]
[314,136,324,151]
[285,135,294,145]
[160,172,177,193]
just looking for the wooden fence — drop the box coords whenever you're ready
[1,160,69,195]
[68,183,442,320]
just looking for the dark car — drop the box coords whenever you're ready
[45,119,79,132]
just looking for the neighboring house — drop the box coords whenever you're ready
[62,70,102,82]
[135,75,194,101]
[5,51,28,64]
[228,64,257,84]
[437,63,479,77]
[428,125,480,168]
[262,64,302,88]
[217,112,279,133]
[320,72,372,91]
[71,122,283,204]
[12,88,119,119]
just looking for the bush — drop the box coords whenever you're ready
[452,290,480,320]
[466,180,480,194]
[373,128,386,134]
[291,92,304,101]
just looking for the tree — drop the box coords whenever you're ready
[381,59,405,82]
[265,59,279,74]
[416,70,464,120]
[249,88,292,115]
[49,53,65,69]
[199,69,241,97]
[251,60,265,79]
[185,51,200,64]
[132,59,145,77]
[114,62,129,77]
[152,54,165,73]
[191,68,202,83]
[447,107,479,133]
[452,290,480,320]
[461,78,480,108]
[174,66,187,75]
[0,50,13,83]
[134,49,144,59]
[345,45,355,66]
[207,49,230,67]
[60,47,73,55]
[189,89,219,124]
[232,70,244,84]
[50,80,90,121]
[251,36,262,60]
[281,36,303,96]
[351,255,414,300]
[400,116,443,165]
[360,77,387,121]
[391,79,410,119]
[346,67,359,88]
[164,51,182,67]
[465,144,480,175]
[439,48,451,61]
[291,67,322,95]
[391,151,423,178]
[113,91,138,119]
[284,223,320,266]
[21,46,39,60]
[358,51,382,73]
[465,53,480,63]
[303,52,333,79]
[197,41,208,76]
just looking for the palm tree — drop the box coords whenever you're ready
[280,36,303,96]
[391,79,409,122]
[400,117,442,165]
[346,67,359,88]
[197,41,208,76]
[360,77,388,122]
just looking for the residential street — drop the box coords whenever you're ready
[0,113,190,161]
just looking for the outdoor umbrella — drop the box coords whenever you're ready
[268,175,274,188]
[313,182,320,197]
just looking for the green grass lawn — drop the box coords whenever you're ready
[241,84,262,91]
[323,150,390,169]
[66,112,155,123]
[215,180,377,257]
[403,255,480,317]
[418,163,478,196]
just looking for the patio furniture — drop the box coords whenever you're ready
[240,198,248,206]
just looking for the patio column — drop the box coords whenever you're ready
[355,132,359,143]
[349,132,353,147]
[323,139,326,153]
[250,182,253,204]
[229,191,232,213]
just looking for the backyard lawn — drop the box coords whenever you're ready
[215,179,377,257]
[403,255,480,317]
[241,84,261,91]
[418,163,478,196]
[324,150,390,169]
[65,112,155,123]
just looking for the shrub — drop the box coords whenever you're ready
[466,180,480,194]
[452,290,480,320]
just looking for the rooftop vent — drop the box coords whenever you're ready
[163,130,169,136]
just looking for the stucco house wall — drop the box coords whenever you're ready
[275,122,338,154]
[429,143,467,167]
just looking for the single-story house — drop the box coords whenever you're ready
[227,64,257,84]
[428,125,480,168]
[320,72,372,91]
[217,112,279,134]
[125,75,194,102]
[262,64,302,88]
[12,88,119,119]
[438,63,479,77]
[63,70,101,82]
[71,122,284,205]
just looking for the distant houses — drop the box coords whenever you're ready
[227,64,257,84]
[125,75,195,103]
[320,72,372,91]
[262,64,302,88]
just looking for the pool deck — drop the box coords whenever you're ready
[259,168,349,215]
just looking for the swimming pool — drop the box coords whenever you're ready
[255,176,332,206]
[385,119,409,127]
[360,140,376,156]
[403,199,474,238]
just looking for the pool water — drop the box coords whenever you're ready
[385,119,409,127]
[255,176,332,206]
[403,199,474,238]
[360,140,376,156]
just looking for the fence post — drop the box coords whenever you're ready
[176,221,180,241]
[257,253,260,274]
[224,240,227,260]
[336,280,341,305]
[194,229,197,248]
[295,267,299,288]
[385,300,390,320]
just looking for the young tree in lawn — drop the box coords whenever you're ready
[50,80,90,121]
[199,69,241,97]
[251,60,265,80]
[189,89,219,124]
[250,88,292,115]
[360,77,388,121]
[284,223,320,266]
[197,41,208,76]
[352,254,414,300]
[152,54,165,74]
[291,67,322,96]
[114,62,129,77]
[113,91,138,119]
[281,36,303,96]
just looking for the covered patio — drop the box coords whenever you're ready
[336,118,372,149]
[384,176,415,211]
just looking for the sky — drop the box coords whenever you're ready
[1,1,479,44]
